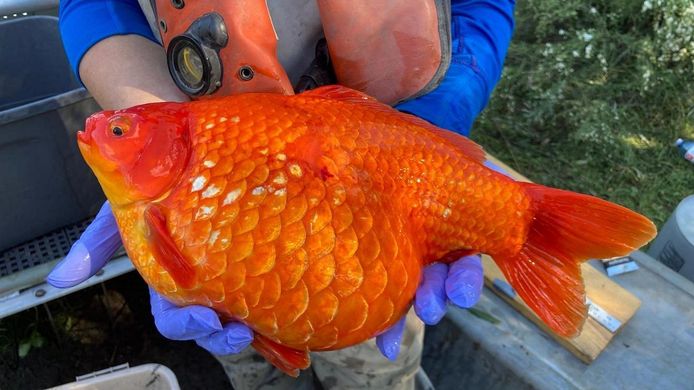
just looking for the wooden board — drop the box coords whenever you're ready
[482,155,642,363]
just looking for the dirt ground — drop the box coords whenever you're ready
[0,272,452,390]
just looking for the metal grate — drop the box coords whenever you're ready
[0,218,94,278]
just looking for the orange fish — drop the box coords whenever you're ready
[77,86,656,376]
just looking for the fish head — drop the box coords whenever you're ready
[77,102,191,206]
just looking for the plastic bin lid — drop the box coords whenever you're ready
[49,363,180,390]
[676,195,694,246]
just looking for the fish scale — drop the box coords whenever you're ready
[81,85,656,376]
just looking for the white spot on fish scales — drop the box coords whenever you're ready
[231,116,240,123]
[273,172,287,185]
[219,117,228,123]
[223,189,242,205]
[205,122,215,130]
[203,160,216,168]
[276,153,287,162]
[209,230,220,245]
[202,184,221,199]
[191,176,207,192]
[252,186,266,196]
[196,206,214,219]
[288,163,303,177]
[442,208,452,219]
[273,188,287,196]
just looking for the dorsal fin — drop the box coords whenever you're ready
[400,113,486,163]
[299,85,377,103]
[299,85,486,163]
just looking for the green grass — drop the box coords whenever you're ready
[472,0,694,227]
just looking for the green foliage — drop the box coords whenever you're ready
[474,0,694,227]
[18,329,44,359]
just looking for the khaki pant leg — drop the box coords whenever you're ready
[213,309,424,389]
[310,309,425,390]
[213,347,314,390]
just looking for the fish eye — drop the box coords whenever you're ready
[108,115,132,137]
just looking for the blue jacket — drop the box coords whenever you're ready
[60,0,515,136]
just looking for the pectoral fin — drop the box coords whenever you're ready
[144,204,196,289]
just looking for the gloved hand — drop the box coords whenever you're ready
[375,255,484,360]
[46,201,122,287]
[46,200,254,355]
[149,287,253,354]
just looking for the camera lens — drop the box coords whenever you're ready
[168,36,209,96]
[166,13,227,97]
[176,45,204,89]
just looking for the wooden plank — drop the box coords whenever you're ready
[482,155,641,363]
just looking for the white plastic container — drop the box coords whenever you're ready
[647,195,694,282]
[49,363,180,390]
[675,138,694,164]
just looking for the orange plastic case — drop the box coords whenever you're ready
[154,0,293,97]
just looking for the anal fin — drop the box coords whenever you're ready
[144,204,196,289]
[252,334,310,377]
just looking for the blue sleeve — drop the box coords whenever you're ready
[59,0,159,82]
[396,0,516,137]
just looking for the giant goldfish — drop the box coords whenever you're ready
[77,86,656,376]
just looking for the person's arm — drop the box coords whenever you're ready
[396,0,516,136]
[79,35,189,109]
[59,0,188,109]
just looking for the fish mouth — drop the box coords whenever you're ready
[77,130,94,162]
[77,129,90,145]
[76,129,133,206]
[76,130,93,165]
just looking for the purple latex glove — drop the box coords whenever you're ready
[149,288,253,355]
[375,256,484,361]
[47,201,122,287]
[375,161,511,360]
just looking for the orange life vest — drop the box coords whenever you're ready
[143,0,451,104]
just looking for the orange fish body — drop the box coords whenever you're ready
[77,86,656,376]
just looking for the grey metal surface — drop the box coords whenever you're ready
[0,219,91,279]
[0,0,57,15]
[423,251,694,390]
[0,16,105,253]
[0,218,128,296]
[0,255,135,320]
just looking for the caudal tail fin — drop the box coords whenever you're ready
[494,183,656,337]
